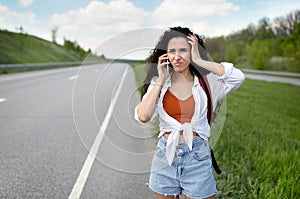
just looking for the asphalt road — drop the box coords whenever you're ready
[0,64,155,199]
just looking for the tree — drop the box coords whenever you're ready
[205,36,225,62]
[274,10,300,37]
[15,26,24,33]
[63,38,89,60]
[51,27,58,44]
[225,42,239,63]
[255,17,275,39]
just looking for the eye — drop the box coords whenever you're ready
[180,48,188,52]
[168,49,175,53]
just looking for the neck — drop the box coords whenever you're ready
[173,70,193,82]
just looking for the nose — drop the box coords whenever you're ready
[174,53,181,60]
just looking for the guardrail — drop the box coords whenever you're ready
[0,61,103,69]
[241,69,300,78]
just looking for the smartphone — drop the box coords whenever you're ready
[167,62,169,71]
[165,59,170,72]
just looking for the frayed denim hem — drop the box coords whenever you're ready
[182,190,218,199]
[145,182,181,198]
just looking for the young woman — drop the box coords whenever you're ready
[135,27,245,199]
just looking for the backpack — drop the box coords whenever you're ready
[198,75,222,174]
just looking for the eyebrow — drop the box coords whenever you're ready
[168,48,188,51]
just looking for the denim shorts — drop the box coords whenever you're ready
[148,136,218,199]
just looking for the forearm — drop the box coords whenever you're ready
[136,81,163,123]
[194,58,225,76]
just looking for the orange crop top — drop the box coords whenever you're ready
[163,90,195,124]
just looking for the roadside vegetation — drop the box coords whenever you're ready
[1,10,299,74]
[206,10,300,72]
[0,29,105,74]
[214,79,300,198]
[0,29,88,64]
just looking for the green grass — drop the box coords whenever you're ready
[130,61,148,93]
[0,30,82,64]
[131,63,300,198]
[214,79,300,198]
[0,29,108,74]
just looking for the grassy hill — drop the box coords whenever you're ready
[0,29,87,64]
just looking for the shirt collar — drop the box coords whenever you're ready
[193,74,200,87]
[164,75,172,88]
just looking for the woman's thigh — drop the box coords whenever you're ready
[155,192,180,199]
[154,193,216,199]
[182,194,216,199]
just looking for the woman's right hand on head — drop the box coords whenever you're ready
[157,53,170,85]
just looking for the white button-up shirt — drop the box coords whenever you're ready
[135,62,245,165]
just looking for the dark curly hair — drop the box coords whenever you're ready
[141,26,210,97]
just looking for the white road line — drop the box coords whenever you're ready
[69,75,79,80]
[68,66,128,199]
[0,98,6,103]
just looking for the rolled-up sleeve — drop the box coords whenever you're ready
[217,62,245,95]
[134,77,159,123]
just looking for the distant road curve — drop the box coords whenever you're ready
[244,73,300,86]
[241,69,300,78]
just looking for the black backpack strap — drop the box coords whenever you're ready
[210,148,222,174]
[198,75,222,174]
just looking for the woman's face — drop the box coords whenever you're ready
[167,37,191,73]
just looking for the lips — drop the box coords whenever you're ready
[173,62,182,66]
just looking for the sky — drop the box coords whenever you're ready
[0,0,299,59]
